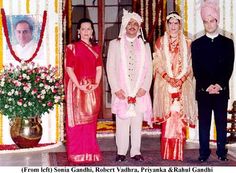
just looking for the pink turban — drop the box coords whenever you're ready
[201,0,220,23]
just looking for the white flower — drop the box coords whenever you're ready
[22,73,27,79]
[17,102,23,106]
[39,83,44,87]
[0,81,4,87]
[23,104,27,107]
[46,76,51,81]
[41,90,46,94]
[54,96,60,103]
[45,85,50,90]
[23,87,30,93]
[4,105,9,108]
[41,73,46,79]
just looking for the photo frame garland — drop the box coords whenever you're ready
[1,8,47,63]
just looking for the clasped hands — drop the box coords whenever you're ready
[77,81,98,93]
[162,72,185,88]
[115,88,146,100]
[206,84,222,94]
[168,78,183,88]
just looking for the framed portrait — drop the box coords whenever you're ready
[3,14,45,65]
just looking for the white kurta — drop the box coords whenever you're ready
[106,37,153,156]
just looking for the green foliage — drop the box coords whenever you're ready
[0,62,64,119]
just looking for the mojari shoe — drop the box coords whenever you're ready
[218,156,228,161]
[198,156,209,162]
[115,155,126,162]
[131,155,144,161]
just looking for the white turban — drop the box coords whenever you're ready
[118,9,143,38]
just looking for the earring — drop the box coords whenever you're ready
[78,34,80,39]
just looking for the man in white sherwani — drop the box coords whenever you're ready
[106,9,153,162]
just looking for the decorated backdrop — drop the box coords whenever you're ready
[0,0,64,146]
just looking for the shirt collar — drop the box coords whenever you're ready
[125,35,137,42]
[206,33,219,40]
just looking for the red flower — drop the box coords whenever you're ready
[127,96,136,104]
[47,102,53,107]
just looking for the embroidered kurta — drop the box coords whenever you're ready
[153,33,198,161]
[107,37,153,125]
[65,40,102,164]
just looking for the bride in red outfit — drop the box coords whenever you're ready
[153,11,198,161]
[64,18,102,164]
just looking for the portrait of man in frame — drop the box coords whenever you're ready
[5,14,45,65]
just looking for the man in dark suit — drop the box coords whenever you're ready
[191,0,234,162]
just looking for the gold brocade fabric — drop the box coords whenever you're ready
[67,79,101,127]
[68,153,102,163]
[161,113,186,160]
[161,138,185,161]
[152,36,198,126]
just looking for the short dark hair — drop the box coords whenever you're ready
[14,19,34,32]
[77,18,96,45]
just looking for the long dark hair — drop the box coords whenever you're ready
[77,18,97,45]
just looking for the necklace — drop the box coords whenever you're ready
[164,32,188,79]
[169,37,179,52]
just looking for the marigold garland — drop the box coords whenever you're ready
[1,8,47,63]
[26,0,30,14]
[184,0,188,36]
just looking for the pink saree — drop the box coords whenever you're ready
[65,41,102,164]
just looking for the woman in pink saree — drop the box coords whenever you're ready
[153,12,198,161]
[64,18,102,164]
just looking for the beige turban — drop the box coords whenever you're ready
[118,9,143,38]
[201,0,220,23]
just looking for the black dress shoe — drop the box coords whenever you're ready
[218,156,228,161]
[115,155,126,162]
[131,155,144,161]
[198,156,208,162]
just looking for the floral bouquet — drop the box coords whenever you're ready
[0,62,64,119]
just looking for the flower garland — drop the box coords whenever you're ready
[184,0,188,36]
[163,32,188,79]
[1,8,47,63]
[120,37,145,118]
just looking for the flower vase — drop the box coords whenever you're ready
[10,117,43,148]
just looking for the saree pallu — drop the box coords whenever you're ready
[66,78,102,164]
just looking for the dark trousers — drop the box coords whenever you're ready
[197,94,228,157]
